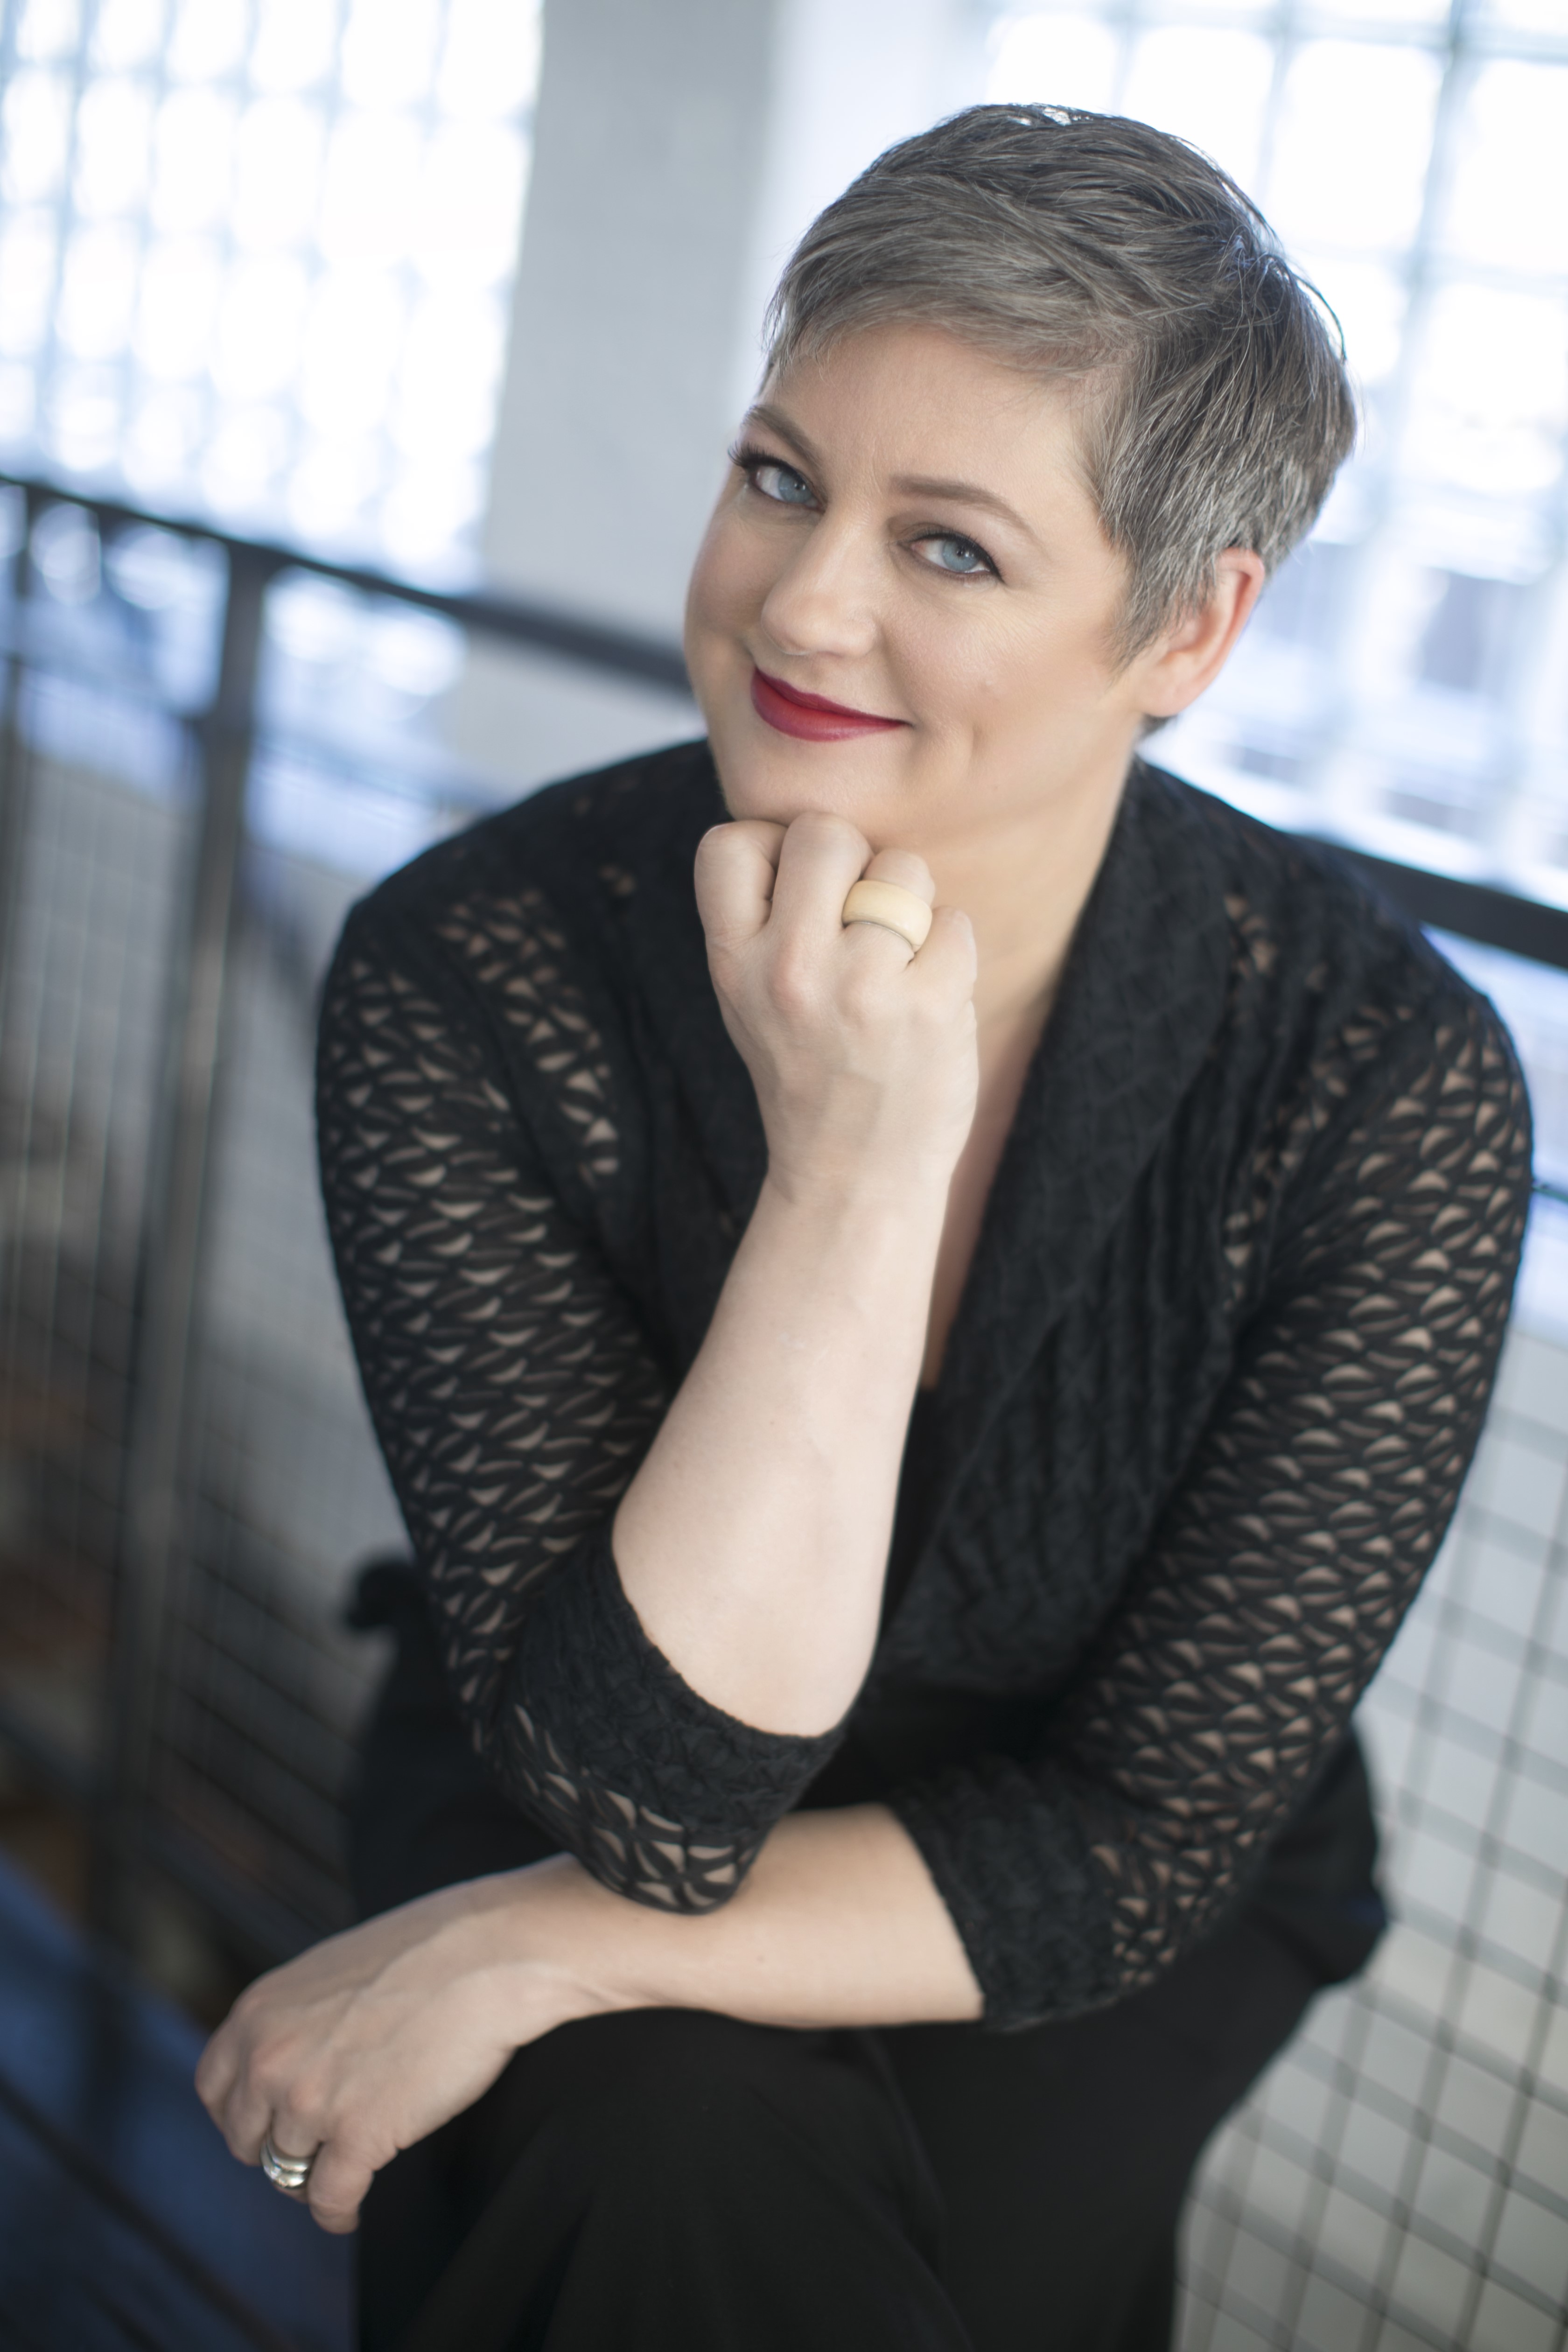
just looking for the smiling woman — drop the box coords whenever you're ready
[195,107,1530,2352]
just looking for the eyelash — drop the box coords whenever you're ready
[728,441,1000,581]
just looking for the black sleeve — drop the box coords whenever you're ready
[317,896,841,1911]
[890,987,1532,2027]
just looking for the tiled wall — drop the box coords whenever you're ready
[1180,1302,1568,2352]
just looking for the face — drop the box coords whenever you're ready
[684,321,1255,866]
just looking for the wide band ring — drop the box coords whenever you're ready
[841,878,933,954]
[260,2131,316,2196]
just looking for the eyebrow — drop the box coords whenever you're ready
[744,403,1039,544]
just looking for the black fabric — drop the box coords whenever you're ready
[348,1636,1322,2352]
[319,741,1532,2026]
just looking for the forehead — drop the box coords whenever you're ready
[757,321,1104,510]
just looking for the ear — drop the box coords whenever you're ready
[1134,549,1267,721]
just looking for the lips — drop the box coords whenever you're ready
[749,666,907,742]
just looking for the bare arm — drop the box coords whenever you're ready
[202,808,984,2226]
[612,811,977,1731]
[198,1805,980,2233]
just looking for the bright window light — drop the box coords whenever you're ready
[0,0,541,573]
[984,2,1568,900]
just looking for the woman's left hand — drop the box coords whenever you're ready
[195,1860,623,2233]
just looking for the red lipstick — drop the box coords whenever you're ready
[750,666,907,742]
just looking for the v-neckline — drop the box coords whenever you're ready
[614,744,1232,1622]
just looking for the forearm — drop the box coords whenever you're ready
[613,1174,947,1733]
[483,1804,982,2034]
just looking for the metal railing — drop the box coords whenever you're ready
[0,471,691,1964]
[0,463,1562,1976]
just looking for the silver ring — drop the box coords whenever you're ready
[260,2131,316,2195]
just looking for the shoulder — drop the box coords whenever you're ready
[343,736,722,960]
[1136,758,1515,1084]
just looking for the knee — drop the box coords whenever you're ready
[576,2009,782,2132]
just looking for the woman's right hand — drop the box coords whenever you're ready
[694,812,979,1206]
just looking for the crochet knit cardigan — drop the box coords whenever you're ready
[318,742,1530,2030]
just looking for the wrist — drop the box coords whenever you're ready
[462,1858,674,2027]
[755,1161,950,1247]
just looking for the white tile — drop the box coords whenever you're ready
[1491,2186,1568,2305]
[1337,2101,1417,2199]
[1477,1867,1566,1979]
[1256,2054,1338,2149]
[1412,2141,1495,2243]
[1393,1820,1485,1914]
[1518,1675,1568,1774]
[1437,1645,1526,1740]
[1459,1546,1550,1643]
[1469,2277,1561,2352]
[1431,2050,1523,2161]
[1293,2272,1370,2352]
[1222,2233,1299,2330]
[1540,2003,1568,2105]
[1237,2138,1320,2235]
[1316,2182,1396,2282]
[1203,2311,1275,2352]
[1512,2098,1568,2205]
[1457,1962,1548,2074]
[1387,2231,1474,2336]
[1467,1431,1568,1544]
[1492,1329,1568,1435]
[1423,1740,1504,1837]
[1357,2010,1438,2108]
[1368,1926,1462,2025]
[1498,1768,1568,1878]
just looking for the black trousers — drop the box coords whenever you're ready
[346,1569,1350,2352]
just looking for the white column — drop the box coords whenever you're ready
[452,0,984,796]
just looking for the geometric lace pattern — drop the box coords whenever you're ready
[1059,992,1529,1987]
[317,907,833,1915]
[316,752,1532,2012]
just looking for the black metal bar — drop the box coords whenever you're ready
[0,468,693,694]
[0,485,38,1028]
[91,543,277,1953]
[9,465,1568,976]
[1331,843,1568,972]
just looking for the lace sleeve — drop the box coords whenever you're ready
[316,900,840,1912]
[892,987,1532,2029]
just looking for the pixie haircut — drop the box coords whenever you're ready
[764,105,1356,660]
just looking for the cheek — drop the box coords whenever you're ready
[686,507,772,644]
[898,606,1085,741]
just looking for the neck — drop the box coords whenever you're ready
[924,750,1133,1040]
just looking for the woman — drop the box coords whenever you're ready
[198,108,1531,2351]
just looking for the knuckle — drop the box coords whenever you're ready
[767,952,816,1021]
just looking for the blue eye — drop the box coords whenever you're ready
[917,534,990,576]
[750,459,815,507]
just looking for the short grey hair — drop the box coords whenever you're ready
[763,106,1355,660]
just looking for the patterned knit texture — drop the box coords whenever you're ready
[317,742,1531,2024]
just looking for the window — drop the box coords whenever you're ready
[986,1,1568,900]
[0,0,541,574]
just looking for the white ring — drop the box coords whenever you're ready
[841,878,933,954]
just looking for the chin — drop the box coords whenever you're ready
[707,728,910,839]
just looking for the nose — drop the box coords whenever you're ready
[757,512,881,665]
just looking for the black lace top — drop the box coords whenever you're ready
[318,742,1531,2030]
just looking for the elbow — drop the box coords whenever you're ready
[579,1827,763,1915]
[500,1730,768,1912]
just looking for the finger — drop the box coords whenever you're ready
[768,810,872,943]
[907,903,977,992]
[221,2072,280,2164]
[694,820,784,950]
[194,2025,239,2117]
[859,846,935,906]
[306,2142,373,2236]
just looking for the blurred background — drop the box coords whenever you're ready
[0,3,1565,2348]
